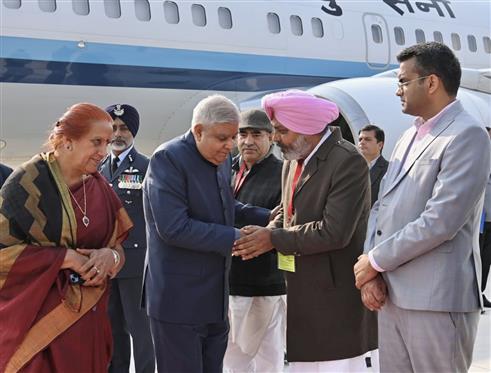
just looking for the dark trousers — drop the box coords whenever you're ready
[109,278,155,373]
[480,222,491,291]
[149,317,229,373]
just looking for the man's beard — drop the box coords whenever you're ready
[111,138,130,152]
[280,135,310,160]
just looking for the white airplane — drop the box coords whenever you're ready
[1,0,490,165]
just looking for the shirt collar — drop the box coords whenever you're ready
[369,155,380,169]
[112,144,134,164]
[413,99,458,140]
[304,128,331,166]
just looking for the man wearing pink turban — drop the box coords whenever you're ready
[233,90,378,371]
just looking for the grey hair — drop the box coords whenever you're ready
[191,95,240,128]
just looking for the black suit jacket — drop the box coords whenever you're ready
[369,155,389,207]
[99,147,149,278]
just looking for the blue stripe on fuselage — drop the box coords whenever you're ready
[0,58,339,90]
[0,36,394,90]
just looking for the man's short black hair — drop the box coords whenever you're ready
[359,124,385,143]
[397,42,461,97]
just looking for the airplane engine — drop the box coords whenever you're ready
[308,71,490,156]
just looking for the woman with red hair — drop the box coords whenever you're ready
[0,103,132,372]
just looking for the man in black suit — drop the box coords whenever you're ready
[358,125,389,207]
[99,104,155,373]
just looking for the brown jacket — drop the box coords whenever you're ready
[269,127,377,362]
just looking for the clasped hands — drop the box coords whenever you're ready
[62,247,118,286]
[233,225,274,260]
[354,254,387,311]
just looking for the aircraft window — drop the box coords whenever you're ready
[72,0,89,15]
[467,35,477,52]
[451,33,461,51]
[104,0,120,18]
[290,15,303,36]
[415,29,426,43]
[311,17,324,38]
[39,0,56,12]
[218,7,232,29]
[135,0,150,21]
[192,4,206,27]
[484,37,491,54]
[267,12,281,34]
[371,24,383,44]
[3,0,21,9]
[394,27,405,45]
[164,1,179,24]
[433,31,443,43]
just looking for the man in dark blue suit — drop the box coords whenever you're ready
[143,95,270,372]
[99,104,155,373]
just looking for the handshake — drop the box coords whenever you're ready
[232,225,274,260]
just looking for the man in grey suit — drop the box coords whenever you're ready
[358,124,389,207]
[354,42,491,372]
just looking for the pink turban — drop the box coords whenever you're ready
[261,90,339,135]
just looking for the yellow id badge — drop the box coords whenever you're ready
[278,252,295,272]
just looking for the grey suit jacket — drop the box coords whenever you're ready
[364,101,491,312]
[484,176,491,222]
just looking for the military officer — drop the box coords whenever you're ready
[100,104,155,373]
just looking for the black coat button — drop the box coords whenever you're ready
[376,230,382,236]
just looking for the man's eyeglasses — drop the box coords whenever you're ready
[397,75,431,90]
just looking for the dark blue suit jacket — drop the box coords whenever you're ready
[142,131,269,324]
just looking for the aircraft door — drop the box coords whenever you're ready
[363,13,390,69]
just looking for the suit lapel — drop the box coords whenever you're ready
[295,158,319,196]
[370,159,381,187]
[294,127,340,198]
[370,156,388,186]
[217,161,234,226]
[383,102,462,197]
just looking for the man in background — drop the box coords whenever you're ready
[358,124,389,207]
[100,104,155,373]
[224,109,285,372]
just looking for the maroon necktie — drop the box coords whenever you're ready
[287,159,304,220]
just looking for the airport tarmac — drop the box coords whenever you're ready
[130,286,491,372]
